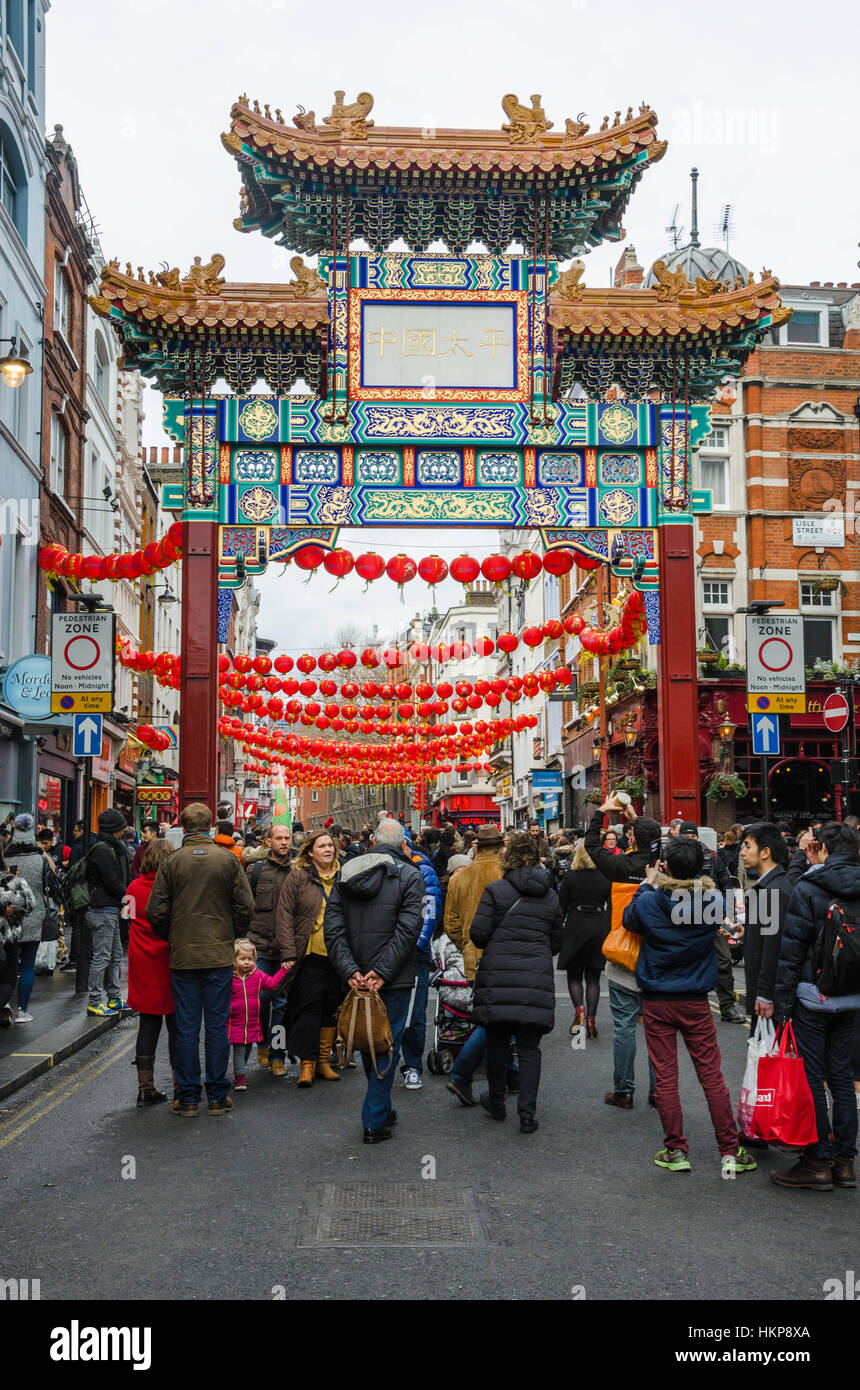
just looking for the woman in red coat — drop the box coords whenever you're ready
[127,840,176,1108]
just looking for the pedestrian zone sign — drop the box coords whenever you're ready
[745,615,806,713]
[51,612,115,713]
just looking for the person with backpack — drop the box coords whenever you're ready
[81,809,133,1017]
[585,797,660,1110]
[7,813,61,1022]
[769,820,860,1191]
[247,822,296,1076]
[398,829,442,1090]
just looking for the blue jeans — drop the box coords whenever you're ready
[792,1002,859,1160]
[171,966,233,1104]
[451,1024,518,1087]
[401,962,430,1073]
[361,987,411,1130]
[17,940,38,1012]
[256,952,287,1062]
[608,980,655,1096]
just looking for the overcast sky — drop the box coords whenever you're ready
[46,0,858,652]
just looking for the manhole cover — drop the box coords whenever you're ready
[298,1182,488,1247]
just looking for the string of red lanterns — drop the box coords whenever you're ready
[39,524,183,584]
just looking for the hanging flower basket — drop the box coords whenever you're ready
[579,680,600,700]
[705,773,747,803]
[697,649,720,666]
[813,575,840,593]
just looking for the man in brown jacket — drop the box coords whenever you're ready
[147,802,255,1117]
[444,825,507,1107]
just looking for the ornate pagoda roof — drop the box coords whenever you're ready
[223,92,667,257]
[549,260,791,397]
[90,254,327,394]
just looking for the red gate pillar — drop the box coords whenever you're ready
[656,523,701,824]
[178,519,220,812]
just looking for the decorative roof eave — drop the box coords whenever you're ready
[224,97,665,179]
[549,271,790,346]
[90,256,329,340]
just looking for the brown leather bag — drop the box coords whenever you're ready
[336,988,394,1078]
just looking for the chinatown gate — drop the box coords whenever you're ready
[92,92,788,823]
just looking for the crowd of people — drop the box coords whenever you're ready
[1,796,858,1179]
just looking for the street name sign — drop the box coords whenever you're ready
[745,615,806,713]
[51,612,116,713]
[72,713,103,757]
[750,712,780,756]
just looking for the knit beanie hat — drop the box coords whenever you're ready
[98,808,126,834]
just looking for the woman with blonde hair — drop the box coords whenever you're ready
[274,828,342,1087]
[557,838,611,1038]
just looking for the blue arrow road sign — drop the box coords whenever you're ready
[73,713,103,758]
[751,712,780,756]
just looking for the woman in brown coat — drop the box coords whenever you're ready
[275,829,342,1087]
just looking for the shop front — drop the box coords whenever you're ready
[434,793,501,830]
[35,729,80,842]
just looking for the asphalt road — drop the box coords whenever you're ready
[0,982,855,1303]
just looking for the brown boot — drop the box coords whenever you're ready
[315,1027,340,1081]
[770,1154,833,1190]
[831,1156,856,1189]
[297,1060,315,1088]
[604,1091,633,1110]
[135,1056,167,1107]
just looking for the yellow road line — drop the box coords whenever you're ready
[0,1035,136,1150]
[11,1052,55,1057]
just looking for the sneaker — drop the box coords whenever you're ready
[14,1010,33,1023]
[403,1068,422,1090]
[208,1096,234,1116]
[446,1075,476,1107]
[87,1001,119,1017]
[722,1147,757,1175]
[654,1147,692,1171]
[107,998,134,1014]
[234,1074,247,1091]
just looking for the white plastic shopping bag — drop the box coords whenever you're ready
[737,1016,776,1137]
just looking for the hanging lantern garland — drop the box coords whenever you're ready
[39,524,183,584]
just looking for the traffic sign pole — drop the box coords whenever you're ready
[75,756,93,997]
[761,753,771,822]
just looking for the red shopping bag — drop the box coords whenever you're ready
[752,1021,819,1148]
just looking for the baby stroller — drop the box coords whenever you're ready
[426,932,475,1075]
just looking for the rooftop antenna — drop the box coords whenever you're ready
[715,204,735,253]
[690,168,700,249]
[665,202,683,252]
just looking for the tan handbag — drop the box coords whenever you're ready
[336,988,394,1079]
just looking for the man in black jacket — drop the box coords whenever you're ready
[739,822,792,1034]
[85,808,132,1017]
[324,818,424,1143]
[770,821,860,1191]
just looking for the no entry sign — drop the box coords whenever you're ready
[51,612,116,713]
[745,615,806,713]
[823,691,850,734]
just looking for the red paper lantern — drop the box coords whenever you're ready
[542,619,563,640]
[291,545,323,573]
[522,626,543,648]
[233,654,252,674]
[297,654,316,674]
[355,551,385,585]
[360,648,380,668]
[575,552,601,571]
[39,544,65,572]
[542,549,574,576]
[386,554,417,586]
[383,648,404,669]
[511,550,542,581]
[323,548,355,580]
[253,655,272,674]
[473,635,495,657]
[318,652,338,672]
[337,649,357,669]
[417,555,448,586]
[450,554,479,586]
[564,614,585,635]
[274,654,294,674]
[496,631,517,653]
[480,553,511,585]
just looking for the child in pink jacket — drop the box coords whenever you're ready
[229,939,288,1090]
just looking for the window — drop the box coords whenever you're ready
[800,581,836,610]
[699,456,728,507]
[786,310,823,345]
[0,130,23,234]
[803,618,833,665]
[703,580,731,608]
[311,790,319,802]
[53,264,69,341]
[94,337,107,401]
[26,0,36,91]
[702,427,729,450]
[7,1,24,58]
[458,770,471,785]
[703,615,731,659]
[49,414,66,496]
